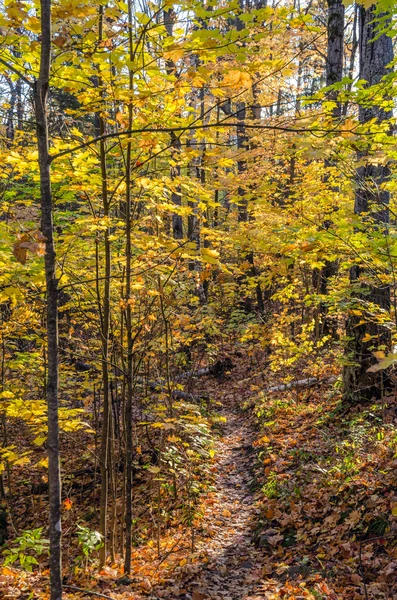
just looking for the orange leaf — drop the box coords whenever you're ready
[13,242,27,264]
[63,497,73,510]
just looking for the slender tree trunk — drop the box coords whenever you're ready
[235,2,264,312]
[315,0,345,337]
[16,78,23,130]
[5,78,16,142]
[97,5,111,567]
[124,0,134,574]
[164,8,183,239]
[35,0,62,597]
[187,68,201,261]
[236,102,248,223]
[326,0,345,98]
[343,5,393,402]
[186,62,207,303]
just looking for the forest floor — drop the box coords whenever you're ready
[3,352,397,599]
[147,391,268,600]
[105,352,397,600]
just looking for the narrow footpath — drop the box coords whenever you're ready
[152,393,268,600]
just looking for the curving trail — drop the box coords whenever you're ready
[153,395,268,600]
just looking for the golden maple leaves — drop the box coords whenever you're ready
[222,69,252,89]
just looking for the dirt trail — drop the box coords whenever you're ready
[154,397,267,600]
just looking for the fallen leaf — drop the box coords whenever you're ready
[63,497,73,510]
[192,591,207,600]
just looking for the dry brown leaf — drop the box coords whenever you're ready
[192,590,207,600]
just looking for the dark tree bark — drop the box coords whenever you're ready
[236,101,248,223]
[124,0,135,574]
[235,1,248,224]
[164,8,183,239]
[5,77,16,142]
[343,5,393,402]
[315,0,345,338]
[97,5,112,568]
[234,2,264,312]
[326,0,345,95]
[187,79,207,304]
[34,0,62,597]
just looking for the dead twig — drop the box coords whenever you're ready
[357,534,395,600]
[64,584,115,599]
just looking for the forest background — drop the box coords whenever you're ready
[1,0,397,598]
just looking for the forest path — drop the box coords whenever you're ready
[153,392,267,600]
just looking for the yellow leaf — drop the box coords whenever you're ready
[201,247,219,264]
[14,456,30,467]
[33,435,47,446]
[26,16,41,33]
[223,70,251,88]
[137,177,151,188]
[164,48,184,62]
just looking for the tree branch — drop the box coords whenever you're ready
[63,585,115,600]
[49,120,348,163]
[267,376,337,393]
[0,57,33,87]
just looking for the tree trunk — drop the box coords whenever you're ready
[326,0,345,96]
[342,2,358,116]
[35,0,62,597]
[236,101,248,223]
[315,0,345,338]
[97,5,112,568]
[124,0,134,574]
[164,8,183,239]
[343,5,393,402]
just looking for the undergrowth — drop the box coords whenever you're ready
[252,375,397,599]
